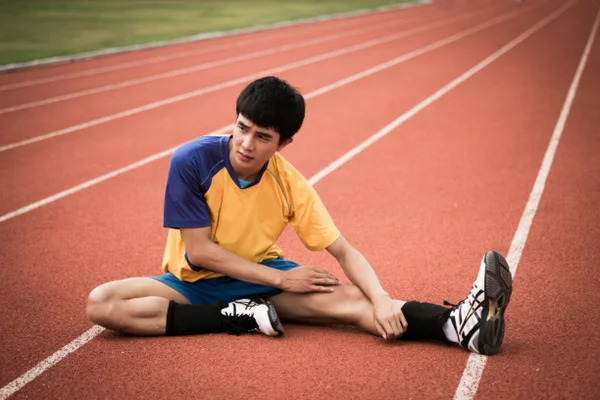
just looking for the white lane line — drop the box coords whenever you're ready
[0,8,489,115]
[454,3,598,400]
[0,325,105,400]
[0,0,430,75]
[0,3,537,154]
[312,1,574,184]
[0,14,426,91]
[0,2,540,224]
[0,2,563,398]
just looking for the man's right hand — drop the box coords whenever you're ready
[278,266,340,293]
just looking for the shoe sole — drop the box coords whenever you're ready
[266,300,285,337]
[479,251,512,355]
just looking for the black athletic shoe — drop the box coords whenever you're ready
[445,251,512,355]
[221,298,284,337]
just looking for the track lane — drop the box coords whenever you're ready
[4,0,586,397]
[0,0,580,396]
[1,2,525,383]
[0,0,544,384]
[474,2,600,398]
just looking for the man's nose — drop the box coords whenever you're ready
[242,135,254,150]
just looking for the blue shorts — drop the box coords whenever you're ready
[150,258,299,304]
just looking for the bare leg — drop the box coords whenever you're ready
[269,284,405,336]
[86,277,189,335]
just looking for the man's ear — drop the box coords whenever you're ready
[277,137,293,151]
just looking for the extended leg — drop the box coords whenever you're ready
[269,283,452,342]
[269,284,403,336]
[270,250,512,354]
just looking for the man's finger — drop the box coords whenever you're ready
[313,268,339,280]
[310,285,335,293]
[314,274,339,285]
[384,320,396,340]
[389,319,401,339]
[313,278,339,286]
[375,320,387,340]
[313,271,335,279]
[399,312,408,333]
[391,318,402,338]
[315,270,338,279]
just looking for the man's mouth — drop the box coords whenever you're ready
[237,151,253,162]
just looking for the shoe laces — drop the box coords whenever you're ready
[443,300,461,309]
[222,314,259,336]
[443,282,481,311]
[233,299,256,310]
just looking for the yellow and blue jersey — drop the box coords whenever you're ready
[162,135,340,282]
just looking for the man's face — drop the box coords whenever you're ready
[229,114,292,179]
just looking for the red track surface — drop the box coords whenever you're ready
[1,0,599,399]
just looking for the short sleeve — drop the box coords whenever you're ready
[163,147,211,229]
[288,169,340,251]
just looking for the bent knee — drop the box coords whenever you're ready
[87,281,121,307]
[86,282,123,326]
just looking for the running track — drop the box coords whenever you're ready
[1,0,599,398]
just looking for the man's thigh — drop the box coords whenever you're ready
[90,276,190,304]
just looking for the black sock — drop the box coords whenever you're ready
[400,301,452,343]
[165,301,224,336]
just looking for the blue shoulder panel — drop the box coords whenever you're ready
[163,135,228,228]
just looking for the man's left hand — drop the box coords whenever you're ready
[372,295,408,341]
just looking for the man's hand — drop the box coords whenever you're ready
[279,266,340,293]
[372,295,408,340]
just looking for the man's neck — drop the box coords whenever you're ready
[237,173,257,182]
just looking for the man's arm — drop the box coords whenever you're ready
[327,235,407,340]
[326,235,389,302]
[182,227,339,293]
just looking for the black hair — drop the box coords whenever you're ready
[235,76,305,143]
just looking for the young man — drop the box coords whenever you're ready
[87,76,512,355]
